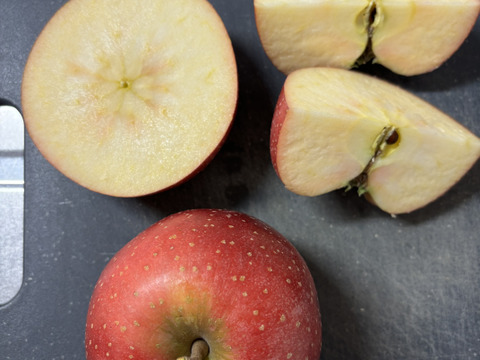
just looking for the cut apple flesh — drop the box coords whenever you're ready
[372,0,480,75]
[254,0,480,75]
[254,0,369,75]
[22,0,238,197]
[271,68,480,214]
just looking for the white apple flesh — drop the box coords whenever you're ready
[254,0,369,75]
[254,0,480,76]
[371,0,480,75]
[270,67,480,214]
[22,0,238,197]
[85,209,322,360]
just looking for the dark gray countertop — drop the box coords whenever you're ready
[1,1,479,359]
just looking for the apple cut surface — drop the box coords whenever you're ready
[271,68,480,214]
[22,0,238,197]
[371,0,480,76]
[85,209,322,360]
[254,0,369,74]
[254,0,480,76]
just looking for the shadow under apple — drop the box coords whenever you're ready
[300,249,369,360]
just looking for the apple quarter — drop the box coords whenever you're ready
[271,68,480,214]
[22,0,238,197]
[254,0,480,76]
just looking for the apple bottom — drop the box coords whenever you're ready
[85,209,322,360]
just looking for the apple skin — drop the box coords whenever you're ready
[85,209,322,360]
[270,87,288,177]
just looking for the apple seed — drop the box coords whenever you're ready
[386,129,399,145]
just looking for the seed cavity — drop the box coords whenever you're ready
[347,125,398,195]
[355,0,382,66]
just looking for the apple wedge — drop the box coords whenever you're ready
[254,0,480,76]
[22,0,238,197]
[270,68,480,214]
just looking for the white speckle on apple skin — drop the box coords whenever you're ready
[86,209,321,359]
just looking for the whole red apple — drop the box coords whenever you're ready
[85,209,321,359]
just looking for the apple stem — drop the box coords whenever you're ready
[176,339,209,360]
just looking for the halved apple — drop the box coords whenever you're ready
[254,0,480,76]
[270,68,480,214]
[22,0,238,197]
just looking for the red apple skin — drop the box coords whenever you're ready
[85,209,321,360]
[270,87,288,176]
